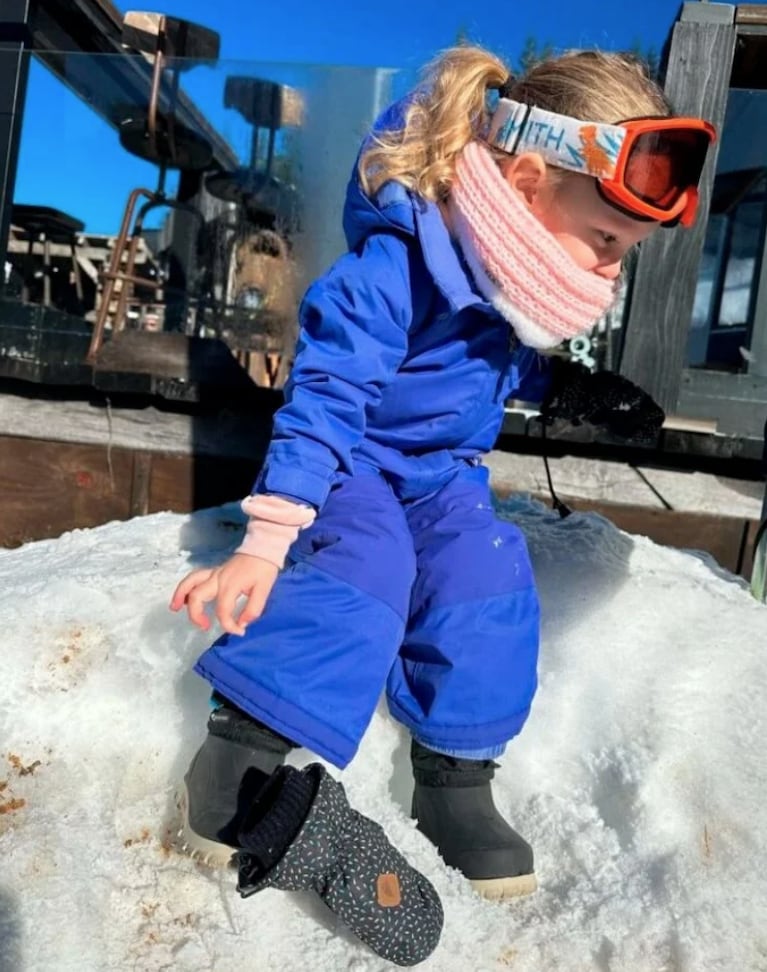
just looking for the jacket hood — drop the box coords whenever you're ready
[342,98,416,251]
[342,176,416,251]
[342,97,486,314]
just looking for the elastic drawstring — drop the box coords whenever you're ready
[540,419,573,519]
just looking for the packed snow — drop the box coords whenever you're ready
[1,495,765,971]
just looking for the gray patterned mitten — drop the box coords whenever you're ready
[542,359,665,443]
[237,764,444,967]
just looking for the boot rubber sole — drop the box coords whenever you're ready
[175,782,238,868]
[470,871,538,900]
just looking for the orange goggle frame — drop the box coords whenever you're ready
[488,100,717,227]
[598,117,717,227]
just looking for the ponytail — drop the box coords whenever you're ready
[358,45,670,201]
[359,45,509,200]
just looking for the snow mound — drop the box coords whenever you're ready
[1,496,765,971]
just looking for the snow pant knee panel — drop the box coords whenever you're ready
[386,465,540,751]
[194,474,418,769]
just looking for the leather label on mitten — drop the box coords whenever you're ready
[376,872,402,908]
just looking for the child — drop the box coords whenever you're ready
[171,41,713,943]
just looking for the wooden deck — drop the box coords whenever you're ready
[0,392,267,547]
[0,391,761,580]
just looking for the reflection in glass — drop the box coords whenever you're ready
[1,42,400,397]
[688,88,767,373]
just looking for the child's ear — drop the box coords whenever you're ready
[500,152,548,206]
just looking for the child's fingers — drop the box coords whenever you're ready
[215,582,248,636]
[169,568,214,611]
[169,558,278,634]
[237,581,273,629]
[184,577,220,630]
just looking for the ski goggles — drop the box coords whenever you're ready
[488,99,716,227]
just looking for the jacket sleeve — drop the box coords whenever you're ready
[253,232,414,509]
[513,345,555,405]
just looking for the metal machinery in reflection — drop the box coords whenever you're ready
[204,75,304,389]
[88,12,302,387]
[0,1,303,401]
[85,11,303,391]
[1,1,767,452]
[87,13,217,349]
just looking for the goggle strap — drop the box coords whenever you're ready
[488,99,628,180]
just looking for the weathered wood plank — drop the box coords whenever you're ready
[1,432,759,580]
[147,452,258,514]
[130,451,152,517]
[743,515,762,579]
[0,433,261,547]
[146,453,194,512]
[494,485,757,578]
[736,4,767,24]
[0,434,133,547]
[0,390,275,459]
[677,368,767,436]
[577,501,752,576]
[619,19,737,412]
[681,2,735,23]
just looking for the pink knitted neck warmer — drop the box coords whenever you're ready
[448,140,617,349]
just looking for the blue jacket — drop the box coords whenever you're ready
[255,110,552,509]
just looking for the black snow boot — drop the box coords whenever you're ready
[177,698,294,866]
[237,763,444,967]
[411,740,536,900]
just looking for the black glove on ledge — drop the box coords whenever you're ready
[540,358,665,444]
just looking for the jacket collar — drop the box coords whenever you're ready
[372,181,490,314]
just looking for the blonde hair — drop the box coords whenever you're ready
[359,45,671,201]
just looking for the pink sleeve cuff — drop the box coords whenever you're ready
[235,494,317,569]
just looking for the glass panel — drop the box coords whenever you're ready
[687,87,767,373]
[719,198,763,326]
[0,47,408,395]
[687,215,726,367]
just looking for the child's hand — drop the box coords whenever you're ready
[169,553,280,636]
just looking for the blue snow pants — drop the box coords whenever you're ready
[194,464,540,769]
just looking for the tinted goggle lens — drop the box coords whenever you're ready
[623,129,712,211]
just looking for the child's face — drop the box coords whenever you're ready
[528,171,659,281]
